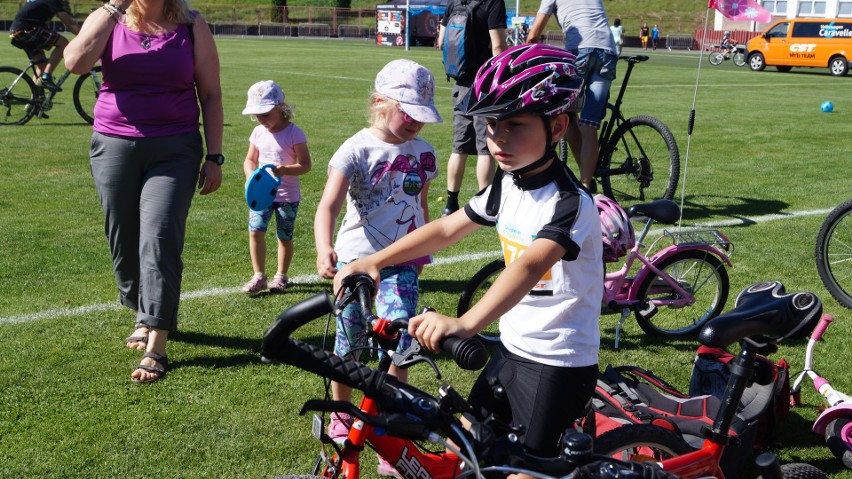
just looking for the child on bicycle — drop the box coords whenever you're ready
[241,80,312,294]
[314,58,442,477]
[336,44,603,475]
[721,31,737,59]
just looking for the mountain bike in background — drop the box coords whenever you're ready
[0,60,101,125]
[815,198,852,309]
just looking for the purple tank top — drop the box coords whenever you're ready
[93,22,199,137]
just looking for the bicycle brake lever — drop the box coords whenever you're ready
[392,340,442,379]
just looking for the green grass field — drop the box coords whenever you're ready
[1,37,851,477]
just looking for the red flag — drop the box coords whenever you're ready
[710,0,773,23]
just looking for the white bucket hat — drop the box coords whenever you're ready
[242,80,285,115]
[375,59,442,124]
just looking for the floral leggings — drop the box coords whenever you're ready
[334,264,419,359]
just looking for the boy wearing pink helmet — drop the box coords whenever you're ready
[336,44,603,468]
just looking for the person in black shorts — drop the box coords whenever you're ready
[10,0,80,92]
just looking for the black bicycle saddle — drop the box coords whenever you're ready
[698,281,822,349]
[625,199,681,225]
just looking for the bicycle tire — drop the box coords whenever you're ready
[634,250,729,337]
[593,424,694,461]
[73,66,101,125]
[770,463,829,479]
[824,417,852,469]
[273,475,329,478]
[0,66,39,126]
[815,198,852,309]
[733,51,747,67]
[598,115,680,204]
[457,259,504,342]
[708,51,724,65]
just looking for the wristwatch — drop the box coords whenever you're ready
[205,153,225,165]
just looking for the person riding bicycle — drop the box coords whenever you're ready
[720,31,737,60]
[336,44,602,479]
[9,0,80,92]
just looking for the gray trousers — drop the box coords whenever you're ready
[90,131,203,331]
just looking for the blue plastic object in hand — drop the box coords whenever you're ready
[245,164,280,212]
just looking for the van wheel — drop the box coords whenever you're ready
[748,52,766,71]
[776,66,792,72]
[829,56,849,76]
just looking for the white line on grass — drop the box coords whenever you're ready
[0,209,830,326]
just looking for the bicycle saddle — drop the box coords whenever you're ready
[625,199,680,225]
[699,281,822,349]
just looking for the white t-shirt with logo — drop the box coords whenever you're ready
[330,128,439,263]
[466,160,603,367]
[250,122,307,203]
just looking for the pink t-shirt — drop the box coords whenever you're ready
[250,122,307,203]
[93,22,199,137]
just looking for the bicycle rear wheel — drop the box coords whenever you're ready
[598,115,680,203]
[594,424,694,461]
[0,66,38,126]
[732,51,747,67]
[708,51,724,65]
[815,198,852,309]
[73,66,101,125]
[634,250,729,337]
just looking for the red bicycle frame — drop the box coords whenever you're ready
[318,395,463,478]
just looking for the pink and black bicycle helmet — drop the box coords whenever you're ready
[594,195,635,262]
[462,44,584,120]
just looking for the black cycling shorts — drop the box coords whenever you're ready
[10,26,59,60]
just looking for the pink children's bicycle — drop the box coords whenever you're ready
[458,197,734,347]
[790,312,852,469]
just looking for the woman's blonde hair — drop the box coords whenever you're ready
[125,0,194,31]
[368,92,397,126]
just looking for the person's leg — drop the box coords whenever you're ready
[44,35,68,76]
[245,208,272,293]
[270,201,298,293]
[472,114,496,190]
[445,83,477,215]
[249,230,266,275]
[90,133,146,345]
[576,49,616,189]
[446,151,468,201]
[132,131,202,381]
[376,265,419,385]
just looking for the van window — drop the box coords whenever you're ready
[767,22,790,37]
[792,21,852,37]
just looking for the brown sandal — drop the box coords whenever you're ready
[131,352,168,383]
[124,323,149,349]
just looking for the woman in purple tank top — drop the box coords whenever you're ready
[65,0,224,383]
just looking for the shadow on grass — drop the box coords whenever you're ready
[678,194,790,223]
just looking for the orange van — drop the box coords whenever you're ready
[746,18,852,76]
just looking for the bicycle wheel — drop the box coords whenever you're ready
[815,199,852,309]
[824,417,852,469]
[73,66,101,125]
[457,259,504,342]
[0,66,39,126]
[273,475,328,478]
[594,424,694,461]
[708,51,724,65]
[774,464,829,479]
[634,250,729,337]
[598,115,680,204]
[732,51,747,67]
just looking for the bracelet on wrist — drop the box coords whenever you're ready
[101,4,120,22]
[108,2,127,14]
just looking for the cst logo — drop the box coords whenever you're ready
[790,43,817,52]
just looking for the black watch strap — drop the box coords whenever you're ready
[205,153,225,165]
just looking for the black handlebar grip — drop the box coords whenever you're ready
[440,336,488,371]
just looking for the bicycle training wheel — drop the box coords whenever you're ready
[0,66,39,126]
[824,418,852,469]
[732,51,747,67]
[594,424,694,461]
[73,66,101,125]
[598,115,680,204]
[457,259,504,343]
[815,199,852,309]
[634,250,729,337]
[708,51,724,65]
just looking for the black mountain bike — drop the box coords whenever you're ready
[0,60,101,125]
[562,55,680,203]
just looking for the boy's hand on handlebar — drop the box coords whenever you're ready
[409,311,469,353]
[333,259,380,294]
